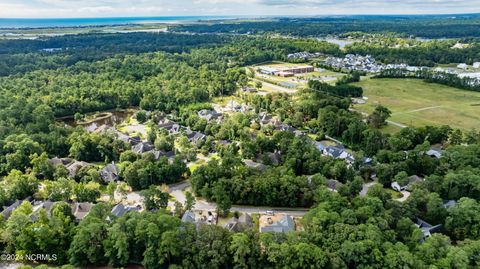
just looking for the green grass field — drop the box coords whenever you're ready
[352,78,480,130]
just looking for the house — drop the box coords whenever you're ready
[168,124,182,135]
[1,200,22,221]
[391,175,424,192]
[244,160,267,171]
[293,130,306,137]
[100,163,120,183]
[150,150,175,161]
[313,141,327,151]
[189,132,207,145]
[258,112,272,125]
[49,157,73,166]
[426,148,443,159]
[242,86,257,93]
[260,214,295,233]
[323,145,355,163]
[132,142,155,155]
[457,63,468,70]
[473,62,480,69]
[158,119,176,130]
[65,161,91,178]
[198,109,222,122]
[31,201,55,221]
[443,200,457,209]
[181,210,196,223]
[277,124,295,132]
[72,202,93,222]
[224,214,253,232]
[268,151,282,166]
[110,204,141,218]
[416,218,443,240]
[326,179,344,192]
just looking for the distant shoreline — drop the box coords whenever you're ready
[0,16,239,29]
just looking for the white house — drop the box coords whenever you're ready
[473,62,480,69]
[457,63,468,70]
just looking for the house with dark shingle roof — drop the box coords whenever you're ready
[260,215,295,233]
[132,142,155,155]
[198,109,222,122]
[110,204,141,219]
[181,210,196,223]
[1,200,22,221]
[100,163,120,183]
[416,218,443,240]
[224,214,253,232]
[72,202,93,222]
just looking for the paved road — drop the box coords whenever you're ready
[169,181,309,217]
[386,120,407,128]
[394,190,411,202]
[360,182,378,197]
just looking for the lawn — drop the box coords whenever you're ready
[352,78,480,130]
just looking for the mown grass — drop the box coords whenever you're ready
[352,78,480,130]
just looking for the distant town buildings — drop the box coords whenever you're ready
[287,51,323,59]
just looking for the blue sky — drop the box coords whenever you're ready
[0,0,479,18]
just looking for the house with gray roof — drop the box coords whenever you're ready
[244,160,267,171]
[260,215,295,233]
[198,109,222,122]
[31,201,56,221]
[132,142,155,155]
[426,148,443,159]
[100,163,120,183]
[110,204,141,219]
[1,200,22,221]
[416,218,443,240]
[181,210,196,223]
[326,179,344,192]
[224,214,253,232]
[65,161,91,178]
[72,202,93,222]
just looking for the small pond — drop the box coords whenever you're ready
[58,110,134,132]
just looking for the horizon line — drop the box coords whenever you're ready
[1,12,480,20]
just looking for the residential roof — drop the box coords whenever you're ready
[181,210,196,223]
[100,163,119,183]
[72,202,94,221]
[267,151,282,166]
[443,200,457,209]
[426,148,443,159]
[244,160,267,171]
[132,142,154,154]
[326,179,343,192]
[416,218,443,239]
[260,215,295,233]
[110,204,140,218]
[224,214,254,232]
[65,161,91,178]
[198,109,221,122]
[1,200,22,220]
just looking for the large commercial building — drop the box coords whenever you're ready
[259,65,314,76]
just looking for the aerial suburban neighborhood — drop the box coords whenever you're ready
[1,3,480,269]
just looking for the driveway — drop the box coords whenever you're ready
[360,182,378,197]
[394,190,411,202]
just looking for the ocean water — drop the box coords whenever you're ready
[0,16,235,29]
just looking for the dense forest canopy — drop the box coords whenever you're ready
[171,15,480,38]
[1,27,480,269]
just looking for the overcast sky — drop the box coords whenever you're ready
[0,0,479,18]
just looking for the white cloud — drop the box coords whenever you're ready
[0,0,479,18]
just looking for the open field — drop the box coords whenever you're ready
[352,78,480,130]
